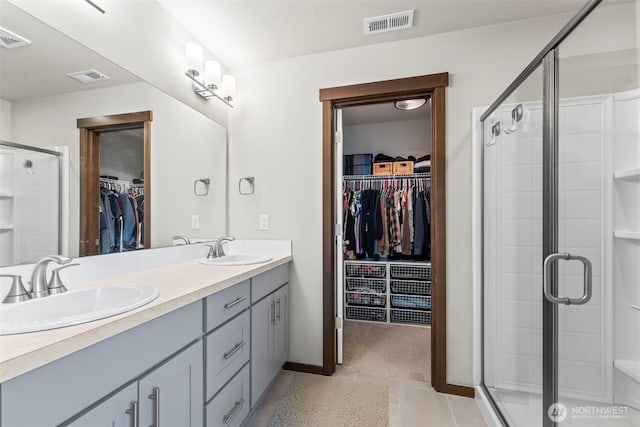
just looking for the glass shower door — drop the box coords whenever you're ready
[482,65,546,427]
[550,1,640,425]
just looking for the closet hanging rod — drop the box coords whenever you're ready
[100,178,130,185]
[343,172,430,181]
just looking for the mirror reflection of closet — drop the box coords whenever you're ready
[99,129,145,254]
[78,111,152,257]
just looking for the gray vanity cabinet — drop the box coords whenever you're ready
[250,264,289,408]
[0,261,290,427]
[67,341,203,427]
[251,293,275,407]
[67,383,137,427]
[139,341,203,427]
[272,284,289,374]
[1,301,202,427]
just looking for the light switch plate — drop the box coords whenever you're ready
[191,214,200,230]
[259,214,269,230]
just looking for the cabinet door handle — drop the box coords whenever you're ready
[224,296,247,309]
[276,298,281,322]
[148,387,160,427]
[223,341,246,360]
[271,300,275,324]
[125,401,138,427]
[223,398,245,425]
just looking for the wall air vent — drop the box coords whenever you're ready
[364,10,414,35]
[67,69,111,84]
[0,26,31,49]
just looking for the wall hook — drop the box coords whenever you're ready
[239,176,255,195]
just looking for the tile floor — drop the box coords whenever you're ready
[245,368,488,427]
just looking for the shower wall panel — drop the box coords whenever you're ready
[14,150,59,263]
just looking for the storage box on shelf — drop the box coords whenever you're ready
[393,160,414,175]
[373,162,393,175]
[344,261,431,326]
[344,154,373,175]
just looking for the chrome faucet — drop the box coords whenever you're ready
[172,235,191,245]
[213,237,235,258]
[30,255,72,298]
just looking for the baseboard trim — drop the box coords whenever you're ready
[443,383,475,398]
[282,362,325,375]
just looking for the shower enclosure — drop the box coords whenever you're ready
[0,141,63,266]
[478,0,639,426]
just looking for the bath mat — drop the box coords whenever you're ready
[267,373,388,427]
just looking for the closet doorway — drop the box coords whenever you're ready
[77,111,152,256]
[320,74,472,397]
[338,101,432,382]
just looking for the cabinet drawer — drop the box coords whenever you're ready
[206,363,250,427]
[251,264,289,303]
[206,280,250,331]
[206,310,250,400]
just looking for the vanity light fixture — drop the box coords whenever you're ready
[394,99,427,111]
[184,42,235,107]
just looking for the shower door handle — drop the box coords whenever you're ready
[543,252,592,305]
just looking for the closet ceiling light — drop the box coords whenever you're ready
[394,99,426,111]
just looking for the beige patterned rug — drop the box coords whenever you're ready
[267,373,388,427]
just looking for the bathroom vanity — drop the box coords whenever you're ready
[0,251,291,427]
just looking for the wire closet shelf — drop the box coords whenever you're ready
[343,172,431,190]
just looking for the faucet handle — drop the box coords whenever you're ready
[216,236,235,257]
[0,275,32,304]
[204,245,216,260]
[48,263,79,295]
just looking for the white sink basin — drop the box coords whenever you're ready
[199,254,273,266]
[0,284,159,335]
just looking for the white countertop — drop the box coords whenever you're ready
[0,254,292,383]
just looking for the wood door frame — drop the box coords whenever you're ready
[78,111,152,256]
[315,73,473,397]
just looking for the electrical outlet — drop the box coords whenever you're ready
[259,214,269,230]
[191,214,200,230]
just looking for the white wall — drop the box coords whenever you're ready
[343,118,431,159]
[0,99,11,140]
[7,0,229,127]
[100,131,145,183]
[227,13,579,384]
[10,81,227,257]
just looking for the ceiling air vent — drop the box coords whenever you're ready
[0,26,31,49]
[364,10,414,35]
[67,69,111,84]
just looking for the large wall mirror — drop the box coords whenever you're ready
[0,0,227,266]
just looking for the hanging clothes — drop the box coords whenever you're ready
[99,179,145,253]
[360,189,382,259]
[343,176,431,260]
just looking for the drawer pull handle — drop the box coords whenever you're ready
[271,301,275,324]
[148,387,160,427]
[224,341,246,360]
[224,296,247,309]
[223,398,245,424]
[125,401,138,427]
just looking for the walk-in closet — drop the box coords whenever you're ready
[337,98,432,382]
